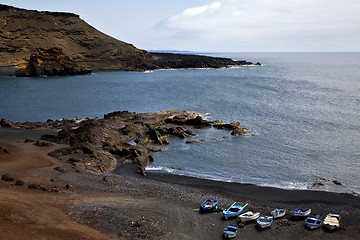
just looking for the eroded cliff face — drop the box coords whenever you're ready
[0,4,152,70]
[15,48,92,77]
[0,4,259,75]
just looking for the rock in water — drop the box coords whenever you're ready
[15,48,92,77]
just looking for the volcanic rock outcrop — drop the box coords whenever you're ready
[4,110,247,175]
[15,48,92,77]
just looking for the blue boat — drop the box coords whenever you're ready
[223,202,248,219]
[200,199,218,211]
[271,208,286,219]
[256,216,273,228]
[223,224,238,239]
[290,208,311,218]
[305,215,322,229]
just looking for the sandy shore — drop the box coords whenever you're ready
[1,128,359,239]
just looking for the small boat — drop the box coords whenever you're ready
[200,199,218,212]
[323,213,341,232]
[223,224,238,239]
[305,215,322,229]
[223,202,248,219]
[271,209,286,219]
[290,208,311,218]
[256,216,273,228]
[239,211,260,223]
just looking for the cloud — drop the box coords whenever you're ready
[157,0,360,51]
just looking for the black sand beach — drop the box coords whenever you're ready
[1,127,359,239]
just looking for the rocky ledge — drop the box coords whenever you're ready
[15,48,92,77]
[1,110,249,175]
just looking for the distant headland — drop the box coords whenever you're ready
[0,4,260,76]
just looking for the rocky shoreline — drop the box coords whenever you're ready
[1,110,360,239]
[1,110,248,175]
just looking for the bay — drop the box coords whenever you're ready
[1,52,359,194]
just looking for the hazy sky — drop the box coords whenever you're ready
[2,0,360,52]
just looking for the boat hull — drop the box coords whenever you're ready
[271,209,286,219]
[290,208,311,218]
[256,216,273,229]
[323,214,341,232]
[305,215,321,230]
[223,202,248,219]
[223,224,238,239]
[200,199,218,212]
[239,212,260,223]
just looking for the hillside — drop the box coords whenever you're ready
[0,4,257,75]
[0,4,152,71]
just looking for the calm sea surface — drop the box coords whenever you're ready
[1,53,359,194]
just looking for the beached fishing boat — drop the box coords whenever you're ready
[256,216,273,228]
[239,211,260,223]
[323,213,341,231]
[271,208,286,219]
[223,202,248,219]
[290,208,311,217]
[200,199,218,212]
[305,215,322,229]
[223,224,238,239]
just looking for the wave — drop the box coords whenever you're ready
[146,166,359,196]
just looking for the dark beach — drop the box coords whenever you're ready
[1,126,359,240]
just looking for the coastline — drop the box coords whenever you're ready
[1,127,359,239]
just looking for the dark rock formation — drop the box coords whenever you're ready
[231,127,247,136]
[15,180,25,186]
[165,115,211,127]
[1,173,14,182]
[0,145,10,154]
[8,110,250,175]
[28,183,48,191]
[213,121,241,129]
[148,129,169,145]
[213,121,248,136]
[34,140,54,147]
[149,53,255,69]
[15,48,92,77]
[0,118,13,127]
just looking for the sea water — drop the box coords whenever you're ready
[0,53,359,194]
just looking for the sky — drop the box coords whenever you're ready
[2,0,360,52]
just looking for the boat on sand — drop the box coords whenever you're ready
[223,202,248,219]
[257,216,273,228]
[271,208,286,219]
[239,211,260,223]
[223,224,238,239]
[200,199,218,212]
[323,213,341,232]
[305,215,322,229]
[290,208,311,218]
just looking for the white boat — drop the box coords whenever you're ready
[239,211,260,223]
[323,213,341,231]
[256,216,273,228]
[290,208,311,218]
[271,209,286,219]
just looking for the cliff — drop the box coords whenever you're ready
[0,4,258,75]
[0,4,151,71]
